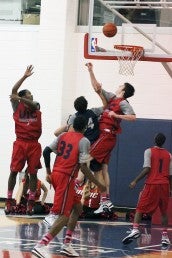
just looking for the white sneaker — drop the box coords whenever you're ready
[60,243,79,257]
[32,244,50,258]
[161,235,171,245]
[43,214,59,228]
[94,203,104,214]
[103,200,115,213]
[94,200,115,214]
[122,229,141,244]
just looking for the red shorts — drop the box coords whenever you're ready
[90,132,117,164]
[136,184,169,215]
[51,172,80,217]
[10,139,42,174]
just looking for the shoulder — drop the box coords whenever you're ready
[79,137,90,146]
[68,114,76,125]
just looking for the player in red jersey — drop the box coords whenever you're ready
[85,62,136,214]
[5,65,42,215]
[32,115,106,258]
[122,133,172,246]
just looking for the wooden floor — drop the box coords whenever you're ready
[0,208,172,258]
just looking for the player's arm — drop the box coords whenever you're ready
[129,149,151,188]
[79,138,106,193]
[43,137,60,183]
[97,90,108,108]
[85,62,102,93]
[43,146,53,184]
[11,65,34,95]
[80,163,106,193]
[108,100,136,121]
[129,167,150,189]
[108,111,136,121]
[54,125,68,137]
[40,182,48,205]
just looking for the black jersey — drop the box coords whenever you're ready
[75,109,99,144]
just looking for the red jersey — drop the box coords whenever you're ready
[99,97,124,133]
[76,184,100,209]
[13,102,42,141]
[145,147,171,184]
[52,131,84,178]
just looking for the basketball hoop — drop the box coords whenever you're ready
[114,45,144,76]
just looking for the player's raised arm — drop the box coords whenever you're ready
[12,65,34,94]
[85,63,102,93]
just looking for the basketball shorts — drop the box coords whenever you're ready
[90,132,117,165]
[10,139,42,174]
[136,184,169,215]
[51,172,81,217]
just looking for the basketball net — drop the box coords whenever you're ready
[114,45,144,76]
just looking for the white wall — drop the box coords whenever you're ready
[0,0,172,201]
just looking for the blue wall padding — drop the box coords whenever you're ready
[108,118,172,207]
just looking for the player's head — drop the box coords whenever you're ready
[74,96,88,113]
[123,83,135,98]
[154,133,166,147]
[115,83,135,99]
[18,89,33,100]
[73,115,87,133]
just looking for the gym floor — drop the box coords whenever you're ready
[0,208,172,258]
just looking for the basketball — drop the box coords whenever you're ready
[102,23,117,38]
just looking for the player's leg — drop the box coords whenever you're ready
[160,184,170,245]
[32,214,69,257]
[26,142,42,215]
[5,140,25,214]
[60,202,82,256]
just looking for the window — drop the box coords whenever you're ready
[78,0,172,27]
[0,0,41,25]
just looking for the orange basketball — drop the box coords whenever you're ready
[102,23,117,38]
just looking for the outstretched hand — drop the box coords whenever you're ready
[24,65,34,78]
[85,62,93,72]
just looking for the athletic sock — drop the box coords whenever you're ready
[101,193,107,203]
[7,190,13,199]
[39,233,53,245]
[133,223,139,230]
[64,229,73,244]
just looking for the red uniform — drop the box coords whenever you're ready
[76,184,100,209]
[136,147,171,215]
[50,131,89,217]
[10,102,42,174]
[90,97,124,164]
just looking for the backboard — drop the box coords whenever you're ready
[84,0,172,63]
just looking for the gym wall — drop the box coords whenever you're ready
[109,118,172,207]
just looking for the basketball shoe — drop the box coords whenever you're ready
[94,200,115,214]
[122,229,141,244]
[32,243,50,258]
[4,198,13,215]
[161,234,171,245]
[60,243,79,257]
